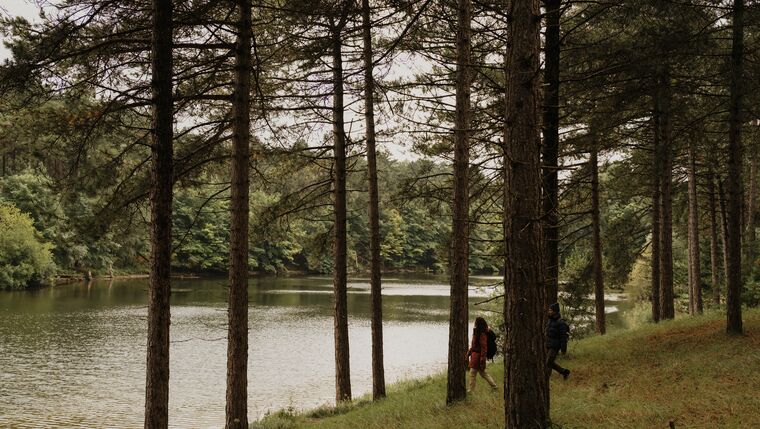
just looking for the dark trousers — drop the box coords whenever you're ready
[546,347,567,375]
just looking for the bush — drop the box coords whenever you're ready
[744,278,760,307]
[559,249,595,339]
[0,203,55,289]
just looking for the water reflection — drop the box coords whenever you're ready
[0,275,495,428]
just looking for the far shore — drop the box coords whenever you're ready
[48,268,481,287]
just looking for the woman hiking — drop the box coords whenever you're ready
[466,317,498,393]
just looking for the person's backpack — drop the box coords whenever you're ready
[486,330,498,360]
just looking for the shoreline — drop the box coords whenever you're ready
[47,269,477,286]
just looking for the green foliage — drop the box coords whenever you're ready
[173,188,231,273]
[0,203,55,289]
[172,187,308,274]
[744,263,760,307]
[379,208,405,265]
[251,408,298,429]
[0,173,137,274]
[744,280,760,308]
[619,301,654,331]
[601,163,649,288]
[625,249,653,302]
[379,204,450,273]
[560,249,595,338]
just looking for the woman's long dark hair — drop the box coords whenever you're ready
[473,317,488,338]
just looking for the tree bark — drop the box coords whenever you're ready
[361,0,386,401]
[331,19,351,402]
[503,0,548,427]
[542,0,561,306]
[726,0,744,334]
[745,138,757,276]
[719,178,731,291]
[226,0,252,427]
[145,0,173,427]
[687,139,703,315]
[651,87,662,324]
[590,138,605,334]
[708,170,721,305]
[446,0,472,405]
[658,70,675,321]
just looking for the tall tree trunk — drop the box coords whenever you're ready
[719,179,731,290]
[226,0,252,427]
[446,0,472,405]
[687,139,703,315]
[542,0,561,306]
[708,170,721,305]
[541,0,561,401]
[745,139,757,275]
[331,20,351,402]
[651,87,662,323]
[726,0,744,334]
[590,138,605,334]
[659,70,675,321]
[503,0,548,427]
[361,0,386,401]
[145,0,173,427]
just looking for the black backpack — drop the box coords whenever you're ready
[486,330,498,360]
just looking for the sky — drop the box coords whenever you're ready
[0,1,43,61]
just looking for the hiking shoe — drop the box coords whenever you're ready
[562,370,570,380]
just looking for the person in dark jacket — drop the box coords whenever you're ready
[466,317,498,393]
[546,302,570,379]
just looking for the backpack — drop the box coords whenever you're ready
[486,330,498,360]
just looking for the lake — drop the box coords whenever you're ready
[0,275,501,428]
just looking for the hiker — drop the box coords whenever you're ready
[546,302,571,379]
[466,317,498,393]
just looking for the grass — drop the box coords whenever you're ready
[251,308,760,429]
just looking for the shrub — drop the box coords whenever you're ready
[560,249,595,338]
[0,203,55,289]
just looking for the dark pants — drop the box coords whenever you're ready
[546,347,567,375]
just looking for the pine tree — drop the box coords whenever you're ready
[226,0,253,427]
[360,0,386,401]
[145,0,173,426]
[726,0,745,334]
[503,0,548,426]
[446,0,472,405]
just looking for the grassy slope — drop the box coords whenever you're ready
[253,309,760,429]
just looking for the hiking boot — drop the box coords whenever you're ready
[562,369,570,380]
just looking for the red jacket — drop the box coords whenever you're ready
[467,331,488,370]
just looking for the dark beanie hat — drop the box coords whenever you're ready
[550,302,560,313]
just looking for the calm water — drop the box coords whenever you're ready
[0,275,499,428]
